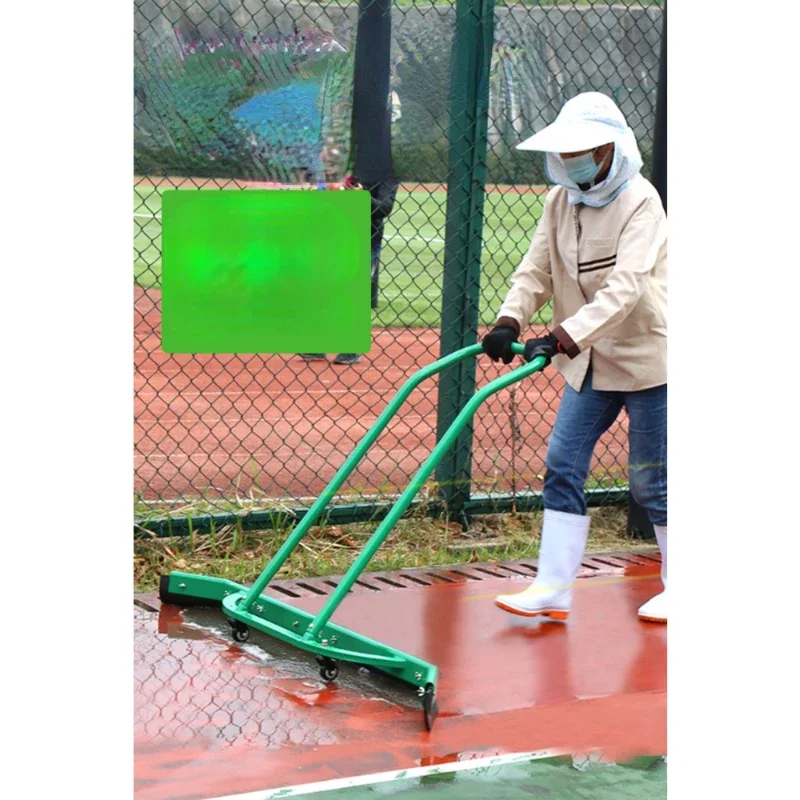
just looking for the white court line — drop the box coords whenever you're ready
[206,749,564,800]
[134,443,434,462]
[388,233,444,244]
[132,387,429,399]
[136,213,446,245]
[132,411,431,426]
[133,387,356,398]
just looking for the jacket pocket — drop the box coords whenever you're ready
[578,239,617,297]
[579,238,617,274]
[585,237,615,249]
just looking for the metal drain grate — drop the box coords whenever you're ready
[136,549,663,610]
[261,548,661,599]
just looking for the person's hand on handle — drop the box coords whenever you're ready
[481,325,519,364]
[523,333,564,367]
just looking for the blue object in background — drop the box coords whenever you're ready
[233,82,324,179]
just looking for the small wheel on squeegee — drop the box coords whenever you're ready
[227,618,249,643]
[422,684,438,731]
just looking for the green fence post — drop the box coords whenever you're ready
[435,0,496,522]
[629,0,666,541]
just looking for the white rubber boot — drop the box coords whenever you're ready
[495,509,590,621]
[638,525,667,623]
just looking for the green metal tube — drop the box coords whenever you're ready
[306,350,545,639]
[241,342,490,610]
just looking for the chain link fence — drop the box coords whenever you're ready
[134,606,340,751]
[134,0,664,531]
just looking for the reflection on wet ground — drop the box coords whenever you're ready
[135,562,666,800]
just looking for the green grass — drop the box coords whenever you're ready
[134,506,641,592]
[134,183,554,328]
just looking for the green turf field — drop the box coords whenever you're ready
[251,754,667,800]
[134,184,554,328]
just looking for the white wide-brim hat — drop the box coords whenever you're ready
[516,92,629,153]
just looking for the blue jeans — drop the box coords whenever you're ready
[543,367,667,526]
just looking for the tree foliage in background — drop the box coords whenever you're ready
[135,41,353,179]
[134,2,659,183]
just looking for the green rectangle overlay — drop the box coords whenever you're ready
[162,189,371,354]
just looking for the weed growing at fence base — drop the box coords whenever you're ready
[134,507,638,592]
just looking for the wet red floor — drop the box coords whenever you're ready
[135,556,666,800]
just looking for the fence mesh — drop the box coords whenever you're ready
[134,0,664,525]
[134,606,340,750]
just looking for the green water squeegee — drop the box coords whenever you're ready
[160,342,546,730]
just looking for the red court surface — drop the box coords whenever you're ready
[134,551,666,800]
[135,287,628,502]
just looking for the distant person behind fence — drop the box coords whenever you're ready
[299,172,398,366]
[481,92,668,624]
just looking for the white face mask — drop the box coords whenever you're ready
[546,139,639,209]
[562,149,603,185]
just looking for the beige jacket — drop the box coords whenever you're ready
[496,173,667,392]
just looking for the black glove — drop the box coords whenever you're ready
[482,325,518,364]
[523,333,563,367]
